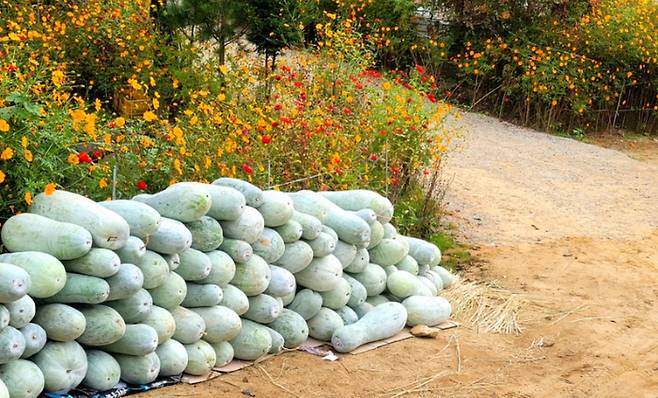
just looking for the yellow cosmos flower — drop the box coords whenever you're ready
[24,192,32,205]
[1,148,14,161]
[44,183,57,196]
[67,153,80,165]
[0,119,9,132]
[143,111,157,122]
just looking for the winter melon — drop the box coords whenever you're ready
[1,213,92,261]
[114,236,146,265]
[181,283,223,308]
[32,341,87,392]
[274,241,314,273]
[0,359,44,398]
[265,265,296,298]
[176,248,212,281]
[319,278,352,310]
[82,350,121,391]
[267,309,308,348]
[286,289,323,320]
[106,263,144,301]
[220,206,265,244]
[231,255,271,296]
[30,190,130,250]
[0,264,30,303]
[198,251,235,287]
[294,255,343,292]
[33,304,85,342]
[114,352,160,384]
[0,326,25,364]
[307,308,344,341]
[243,294,282,324]
[98,200,161,240]
[142,306,177,344]
[218,239,253,264]
[331,302,407,352]
[229,319,272,361]
[252,228,285,263]
[258,190,294,227]
[43,273,109,304]
[210,341,234,368]
[349,263,387,296]
[19,323,46,359]
[211,178,263,208]
[220,284,250,315]
[290,211,322,240]
[77,305,126,346]
[190,306,241,343]
[135,250,170,289]
[6,295,35,329]
[156,339,188,376]
[63,248,120,278]
[343,248,369,273]
[183,340,216,376]
[172,182,245,221]
[106,289,153,323]
[146,217,193,255]
[402,296,451,327]
[134,184,211,222]
[186,216,224,252]
[274,220,303,243]
[102,324,158,356]
[171,306,206,344]
[148,271,187,309]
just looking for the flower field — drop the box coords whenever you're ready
[0,0,452,219]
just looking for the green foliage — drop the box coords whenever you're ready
[161,0,250,64]
[245,0,310,66]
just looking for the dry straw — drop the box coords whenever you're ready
[443,279,526,335]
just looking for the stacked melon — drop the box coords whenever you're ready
[0,178,457,397]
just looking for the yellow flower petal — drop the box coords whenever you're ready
[0,119,9,132]
[44,183,56,196]
[143,111,157,122]
[1,147,14,161]
[24,192,32,205]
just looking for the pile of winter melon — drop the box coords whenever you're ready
[0,177,457,397]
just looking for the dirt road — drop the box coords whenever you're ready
[142,113,658,397]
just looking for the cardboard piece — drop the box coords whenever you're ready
[180,320,460,384]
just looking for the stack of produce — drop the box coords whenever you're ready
[0,177,457,397]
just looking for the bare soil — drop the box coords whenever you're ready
[139,113,658,398]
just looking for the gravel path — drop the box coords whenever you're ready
[443,112,658,245]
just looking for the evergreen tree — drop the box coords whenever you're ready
[162,0,251,64]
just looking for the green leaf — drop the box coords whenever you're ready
[23,103,42,117]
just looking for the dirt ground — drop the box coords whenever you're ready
[139,113,658,398]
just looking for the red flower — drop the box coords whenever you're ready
[78,152,92,163]
[136,180,148,191]
[6,64,17,73]
[402,82,413,90]
[242,163,253,174]
[427,93,437,103]
[415,65,425,75]
[293,81,302,88]
[369,153,379,161]
[273,103,283,111]
[91,151,103,160]
[342,106,352,114]
[444,90,453,98]
[261,135,271,144]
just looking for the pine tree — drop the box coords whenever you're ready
[162,0,251,65]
